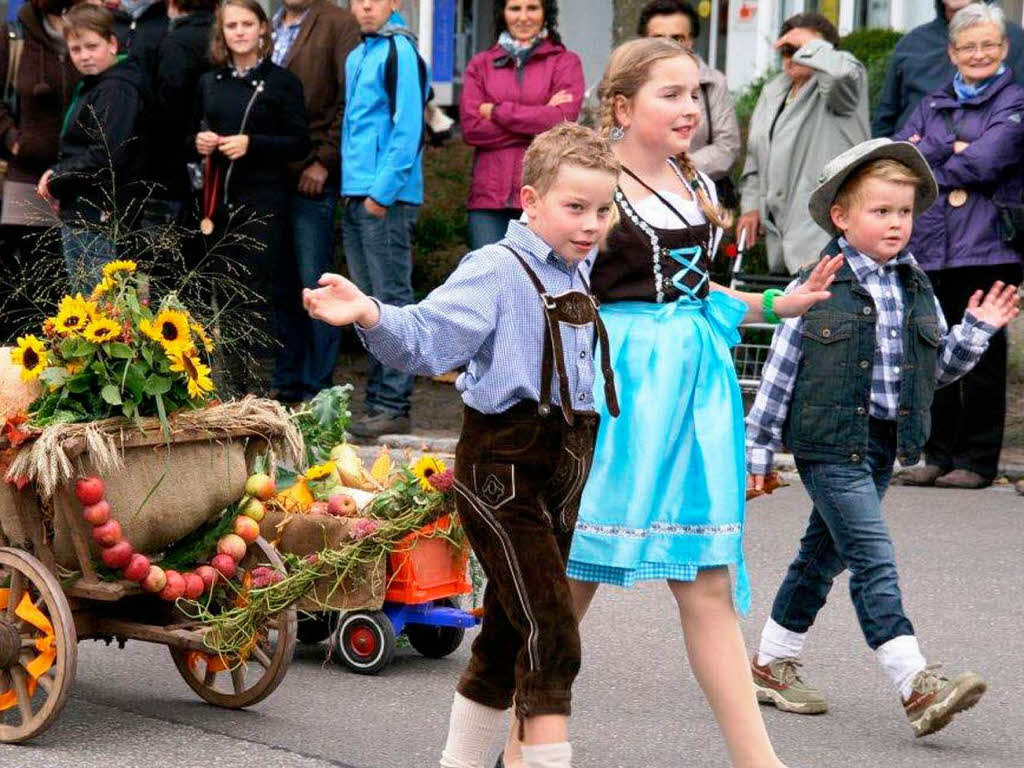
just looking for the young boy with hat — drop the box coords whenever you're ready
[305,122,620,768]
[745,138,1019,737]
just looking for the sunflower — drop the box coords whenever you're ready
[101,260,137,279]
[190,322,215,353]
[168,349,214,399]
[10,335,47,381]
[53,294,95,336]
[90,276,116,300]
[411,455,448,492]
[146,309,191,354]
[304,462,336,482]
[83,316,121,344]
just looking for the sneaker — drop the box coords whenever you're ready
[751,656,829,714]
[899,464,945,486]
[348,409,411,439]
[934,469,991,489]
[903,664,987,738]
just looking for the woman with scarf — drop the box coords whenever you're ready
[189,0,309,395]
[459,0,583,250]
[893,3,1024,489]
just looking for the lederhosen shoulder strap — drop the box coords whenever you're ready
[499,244,620,425]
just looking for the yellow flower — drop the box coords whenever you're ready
[54,294,95,336]
[101,260,137,279]
[169,349,214,399]
[304,462,336,482]
[411,455,448,492]
[146,309,191,354]
[190,322,215,353]
[65,360,85,375]
[83,316,121,344]
[91,276,116,300]
[10,335,47,381]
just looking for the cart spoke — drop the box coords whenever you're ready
[202,664,216,687]
[230,665,246,695]
[20,638,37,649]
[35,670,54,695]
[251,645,272,669]
[10,667,34,726]
[6,571,24,620]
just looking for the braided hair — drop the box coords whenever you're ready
[596,37,727,229]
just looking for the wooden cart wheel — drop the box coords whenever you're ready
[0,547,77,744]
[168,537,296,709]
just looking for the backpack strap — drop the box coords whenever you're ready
[384,34,431,145]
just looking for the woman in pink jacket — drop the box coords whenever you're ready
[459,0,585,249]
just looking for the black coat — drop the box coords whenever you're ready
[152,10,213,199]
[191,59,311,212]
[49,57,148,219]
[112,1,169,90]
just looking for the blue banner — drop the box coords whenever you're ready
[432,0,456,84]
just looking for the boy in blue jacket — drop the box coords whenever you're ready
[342,0,426,437]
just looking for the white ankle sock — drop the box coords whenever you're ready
[521,742,572,768]
[756,617,808,665]
[439,693,508,768]
[875,635,927,699]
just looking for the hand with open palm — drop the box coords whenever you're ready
[773,254,845,318]
[302,273,380,328]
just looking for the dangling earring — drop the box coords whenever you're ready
[610,125,625,142]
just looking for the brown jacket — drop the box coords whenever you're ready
[0,5,80,184]
[280,0,360,186]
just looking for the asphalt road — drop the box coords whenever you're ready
[1,483,1021,768]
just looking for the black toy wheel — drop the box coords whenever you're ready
[406,598,466,659]
[296,612,333,645]
[330,610,396,675]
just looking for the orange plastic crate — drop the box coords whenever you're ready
[386,515,472,604]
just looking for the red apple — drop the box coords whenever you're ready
[217,533,247,563]
[327,493,357,517]
[182,572,205,600]
[82,500,111,526]
[309,501,330,516]
[245,472,276,501]
[74,476,105,506]
[123,553,150,582]
[100,540,133,569]
[233,515,260,544]
[210,553,236,580]
[141,565,167,593]
[160,570,186,601]
[91,519,122,547]
[240,497,266,522]
[195,565,218,591]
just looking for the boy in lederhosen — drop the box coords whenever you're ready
[303,123,621,768]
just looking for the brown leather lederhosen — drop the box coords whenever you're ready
[453,245,618,724]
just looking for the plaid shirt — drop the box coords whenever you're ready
[745,239,996,475]
[358,220,598,414]
[271,8,308,66]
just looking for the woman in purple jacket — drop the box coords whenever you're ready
[895,3,1024,489]
[459,0,584,250]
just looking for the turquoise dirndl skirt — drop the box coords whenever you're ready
[566,291,751,613]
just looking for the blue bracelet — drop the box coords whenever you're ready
[762,289,783,324]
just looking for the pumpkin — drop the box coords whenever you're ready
[0,347,42,422]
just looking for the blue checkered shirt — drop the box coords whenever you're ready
[357,220,599,414]
[745,239,997,475]
[271,8,308,66]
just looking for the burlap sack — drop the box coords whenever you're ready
[0,482,36,547]
[260,508,385,612]
[53,439,247,568]
[0,348,41,423]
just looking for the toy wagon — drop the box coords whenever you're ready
[0,402,302,743]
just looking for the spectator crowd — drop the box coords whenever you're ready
[0,0,1021,476]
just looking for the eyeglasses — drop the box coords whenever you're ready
[953,41,1004,55]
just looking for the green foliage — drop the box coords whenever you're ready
[734,68,779,128]
[411,143,473,297]
[290,384,353,464]
[840,27,904,110]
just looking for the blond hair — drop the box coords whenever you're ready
[832,158,922,212]
[597,37,727,228]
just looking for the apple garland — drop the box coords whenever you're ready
[72,472,279,601]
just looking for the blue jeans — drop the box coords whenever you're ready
[468,208,521,251]
[770,419,915,650]
[62,224,116,293]
[343,198,418,414]
[273,187,341,399]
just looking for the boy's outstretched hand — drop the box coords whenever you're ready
[303,273,380,328]
[966,281,1020,330]
[773,254,845,318]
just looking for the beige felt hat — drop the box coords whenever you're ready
[808,138,938,233]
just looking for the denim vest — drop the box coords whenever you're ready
[784,239,941,466]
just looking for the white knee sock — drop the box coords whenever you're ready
[756,617,808,665]
[521,742,572,768]
[439,693,508,768]
[875,635,927,699]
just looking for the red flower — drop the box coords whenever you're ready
[427,468,455,492]
[2,415,33,448]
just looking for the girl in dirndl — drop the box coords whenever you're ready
[559,38,841,768]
